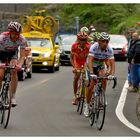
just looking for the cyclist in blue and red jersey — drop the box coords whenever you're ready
[70,32,91,105]
[0,21,28,107]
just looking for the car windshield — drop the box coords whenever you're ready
[26,38,52,49]
[110,35,127,44]
[62,36,77,45]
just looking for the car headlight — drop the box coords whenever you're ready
[42,52,52,58]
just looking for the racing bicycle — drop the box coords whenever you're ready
[0,62,18,128]
[89,75,117,130]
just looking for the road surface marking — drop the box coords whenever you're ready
[115,80,140,133]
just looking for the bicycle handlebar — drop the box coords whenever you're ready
[90,74,117,89]
[0,64,21,70]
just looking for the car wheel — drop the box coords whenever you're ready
[55,66,59,71]
[48,66,55,73]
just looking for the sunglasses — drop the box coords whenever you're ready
[99,40,109,43]
[79,39,87,42]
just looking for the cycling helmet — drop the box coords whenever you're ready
[80,26,89,34]
[77,32,88,40]
[89,25,96,32]
[97,32,110,40]
[8,21,22,33]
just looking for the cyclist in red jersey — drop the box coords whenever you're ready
[70,32,91,105]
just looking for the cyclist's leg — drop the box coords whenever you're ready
[86,66,98,104]
[84,67,97,117]
[0,69,5,92]
[9,59,18,106]
[72,72,81,105]
[86,80,94,104]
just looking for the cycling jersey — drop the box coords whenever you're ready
[0,32,27,60]
[88,42,114,67]
[71,42,91,69]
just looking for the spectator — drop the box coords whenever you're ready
[127,28,136,42]
[127,28,136,87]
[128,32,140,92]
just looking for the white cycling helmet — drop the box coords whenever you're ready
[8,21,22,33]
[89,25,96,32]
[80,26,89,34]
[97,32,110,40]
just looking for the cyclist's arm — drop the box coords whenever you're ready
[106,57,115,75]
[70,51,75,68]
[18,48,26,66]
[18,37,28,66]
[88,55,94,74]
[70,45,75,68]
[106,46,115,75]
[88,44,95,74]
[109,58,115,75]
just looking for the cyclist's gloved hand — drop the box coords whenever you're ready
[107,75,115,80]
[16,64,22,71]
[0,63,6,68]
[90,74,97,80]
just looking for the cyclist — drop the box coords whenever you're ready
[80,26,97,44]
[84,32,115,117]
[70,32,91,105]
[89,25,96,38]
[80,26,89,34]
[0,21,28,107]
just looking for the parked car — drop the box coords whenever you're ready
[18,47,32,81]
[22,31,60,73]
[56,34,77,65]
[109,34,128,60]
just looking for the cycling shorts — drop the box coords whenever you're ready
[0,51,18,63]
[85,65,105,81]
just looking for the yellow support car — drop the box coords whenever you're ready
[22,31,60,73]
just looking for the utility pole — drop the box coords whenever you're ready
[75,16,79,34]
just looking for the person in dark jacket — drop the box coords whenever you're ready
[128,32,140,92]
[127,28,136,87]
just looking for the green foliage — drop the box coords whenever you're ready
[31,4,140,34]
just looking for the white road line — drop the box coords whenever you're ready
[115,80,140,134]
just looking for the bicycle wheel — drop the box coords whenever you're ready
[77,86,85,115]
[95,89,106,130]
[89,96,95,126]
[76,85,81,113]
[1,90,11,129]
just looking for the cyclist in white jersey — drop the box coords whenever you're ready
[84,32,115,117]
[0,21,28,107]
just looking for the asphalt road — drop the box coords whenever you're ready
[0,61,139,136]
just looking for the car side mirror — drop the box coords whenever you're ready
[55,42,59,45]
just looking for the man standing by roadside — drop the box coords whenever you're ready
[128,32,140,92]
[127,28,136,88]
